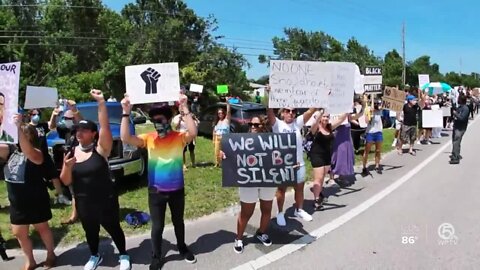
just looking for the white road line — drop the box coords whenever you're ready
[232,121,476,270]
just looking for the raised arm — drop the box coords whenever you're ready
[225,99,232,123]
[120,96,145,148]
[351,95,367,121]
[91,89,112,158]
[265,85,277,126]
[310,109,324,135]
[15,115,43,165]
[178,94,198,144]
[331,113,348,130]
[48,107,60,130]
[302,108,317,124]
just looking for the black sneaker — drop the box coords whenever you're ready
[449,159,460,165]
[179,246,196,264]
[233,239,244,254]
[255,232,272,247]
[375,167,382,174]
[0,238,9,261]
[149,257,164,270]
[361,167,369,176]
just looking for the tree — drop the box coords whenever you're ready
[383,49,403,87]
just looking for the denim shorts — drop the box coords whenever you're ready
[365,132,383,143]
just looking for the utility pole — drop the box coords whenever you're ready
[402,21,406,86]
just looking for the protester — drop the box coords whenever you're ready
[267,102,316,225]
[309,110,348,209]
[0,92,14,142]
[190,93,200,114]
[213,101,231,167]
[466,92,474,120]
[60,90,131,270]
[172,111,200,170]
[330,99,366,183]
[350,98,366,155]
[421,97,433,144]
[362,99,384,175]
[397,95,422,156]
[450,94,470,164]
[1,115,56,270]
[120,93,197,269]
[220,116,276,253]
[28,109,71,205]
[255,91,262,104]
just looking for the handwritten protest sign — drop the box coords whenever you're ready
[125,62,180,104]
[217,85,228,94]
[422,110,443,128]
[442,107,451,117]
[418,74,430,88]
[382,86,406,112]
[189,83,203,93]
[221,133,297,187]
[24,86,58,109]
[326,61,356,114]
[269,60,330,108]
[0,62,20,143]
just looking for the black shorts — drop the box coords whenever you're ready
[310,152,331,168]
[183,142,195,153]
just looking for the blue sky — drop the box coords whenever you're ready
[104,0,480,80]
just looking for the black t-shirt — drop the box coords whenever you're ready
[30,123,50,155]
[403,104,419,126]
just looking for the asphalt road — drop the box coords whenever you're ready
[3,117,478,270]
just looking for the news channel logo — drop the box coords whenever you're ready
[437,223,458,245]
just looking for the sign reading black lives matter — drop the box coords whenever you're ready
[221,133,297,187]
[363,66,383,94]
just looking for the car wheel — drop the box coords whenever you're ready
[137,152,148,181]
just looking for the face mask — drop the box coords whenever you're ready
[411,100,418,106]
[64,120,74,129]
[154,122,171,137]
[31,115,40,125]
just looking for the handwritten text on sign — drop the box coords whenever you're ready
[382,86,406,112]
[326,62,356,114]
[221,133,297,187]
[269,60,330,108]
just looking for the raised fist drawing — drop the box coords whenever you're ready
[141,67,161,94]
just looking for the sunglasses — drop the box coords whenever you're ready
[64,117,74,120]
[248,123,261,128]
[284,109,296,114]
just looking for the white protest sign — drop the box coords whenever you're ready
[431,104,440,110]
[441,106,451,117]
[422,110,443,128]
[354,64,364,94]
[326,61,356,114]
[418,74,430,88]
[24,86,58,109]
[363,66,383,94]
[0,62,20,143]
[125,62,180,104]
[269,60,330,108]
[189,83,203,93]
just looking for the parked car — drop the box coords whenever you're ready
[197,101,266,136]
[46,102,148,181]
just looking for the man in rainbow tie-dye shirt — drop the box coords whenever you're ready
[120,94,198,269]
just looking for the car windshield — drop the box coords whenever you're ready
[78,105,123,124]
[241,109,267,119]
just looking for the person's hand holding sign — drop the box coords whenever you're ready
[13,114,22,128]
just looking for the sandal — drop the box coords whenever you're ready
[409,150,416,156]
[23,263,38,270]
[43,255,56,269]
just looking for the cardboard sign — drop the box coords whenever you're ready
[382,86,406,112]
[125,62,180,104]
[221,133,297,187]
[24,86,58,109]
[363,66,383,94]
[0,62,20,143]
[217,85,228,94]
[473,88,479,97]
[422,110,443,128]
[269,60,330,108]
[189,83,204,93]
[418,74,430,88]
[326,61,356,114]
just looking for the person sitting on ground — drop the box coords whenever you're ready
[120,93,198,270]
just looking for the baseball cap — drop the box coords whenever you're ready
[75,120,98,132]
[406,95,417,101]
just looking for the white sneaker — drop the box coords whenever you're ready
[57,195,72,205]
[416,140,422,145]
[119,255,131,270]
[84,255,102,270]
[294,208,313,222]
[276,212,286,226]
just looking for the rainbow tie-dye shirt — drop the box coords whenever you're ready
[139,131,186,192]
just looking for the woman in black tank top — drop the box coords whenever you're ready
[60,90,131,270]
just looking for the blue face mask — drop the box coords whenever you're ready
[31,115,40,125]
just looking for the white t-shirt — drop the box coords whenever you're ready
[272,116,305,165]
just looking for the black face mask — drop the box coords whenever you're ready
[153,122,171,138]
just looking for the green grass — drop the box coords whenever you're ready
[0,129,395,248]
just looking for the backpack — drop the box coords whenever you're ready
[125,211,150,228]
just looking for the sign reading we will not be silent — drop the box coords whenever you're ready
[221,133,297,187]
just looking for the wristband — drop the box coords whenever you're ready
[122,114,130,118]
